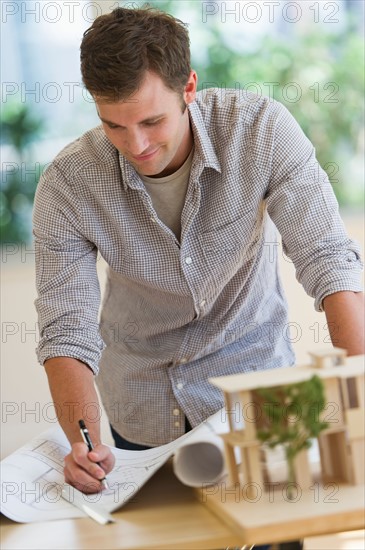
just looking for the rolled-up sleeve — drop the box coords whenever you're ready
[33,163,104,373]
[265,103,363,311]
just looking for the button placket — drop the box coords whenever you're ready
[173,406,181,428]
[180,178,201,241]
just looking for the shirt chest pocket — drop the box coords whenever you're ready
[198,210,261,263]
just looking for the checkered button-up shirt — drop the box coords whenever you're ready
[33,89,363,445]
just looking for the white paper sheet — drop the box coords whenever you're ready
[0,408,320,523]
[0,411,224,523]
[172,409,230,486]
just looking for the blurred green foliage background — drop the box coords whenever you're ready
[1,105,44,242]
[192,25,364,208]
[1,0,364,243]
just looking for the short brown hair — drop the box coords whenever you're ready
[80,6,191,101]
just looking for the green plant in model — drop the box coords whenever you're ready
[255,375,329,499]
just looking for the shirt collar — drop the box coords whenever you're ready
[118,153,142,192]
[118,99,221,191]
[187,101,221,175]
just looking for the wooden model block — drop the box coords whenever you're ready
[321,377,344,425]
[239,390,257,440]
[222,390,247,432]
[245,444,263,489]
[345,408,365,439]
[349,439,365,485]
[293,449,312,490]
[340,373,365,410]
[238,447,249,486]
[340,377,351,409]
[223,442,239,486]
[355,374,365,408]
[223,392,238,433]
[309,348,347,369]
[318,430,352,483]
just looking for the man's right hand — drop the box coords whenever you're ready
[44,357,115,493]
[64,442,116,493]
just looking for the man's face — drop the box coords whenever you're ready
[95,71,197,177]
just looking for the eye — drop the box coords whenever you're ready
[107,123,119,130]
[144,119,162,127]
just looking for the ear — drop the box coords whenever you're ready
[183,70,198,105]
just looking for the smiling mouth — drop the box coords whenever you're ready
[132,148,159,161]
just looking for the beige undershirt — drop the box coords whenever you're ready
[140,147,194,241]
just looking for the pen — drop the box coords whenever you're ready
[78,419,109,490]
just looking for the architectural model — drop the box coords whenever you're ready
[209,348,364,493]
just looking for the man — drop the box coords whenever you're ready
[33,7,364,497]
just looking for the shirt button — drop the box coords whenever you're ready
[173,409,180,416]
[174,421,180,427]
[180,357,188,364]
[200,300,206,307]
[185,256,192,265]
[150,216,157,222]
[177,382,184,390]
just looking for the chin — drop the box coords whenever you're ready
[144,163,170,177]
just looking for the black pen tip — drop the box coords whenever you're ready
[78,419,86,429]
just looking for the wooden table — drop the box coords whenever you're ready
[198,481,365,546]
[0,461,242,550]
[1,460,364,550]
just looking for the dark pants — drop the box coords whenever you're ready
[110,416,193,450]
[110,420,302,550]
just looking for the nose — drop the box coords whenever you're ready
[125,129,149,156]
